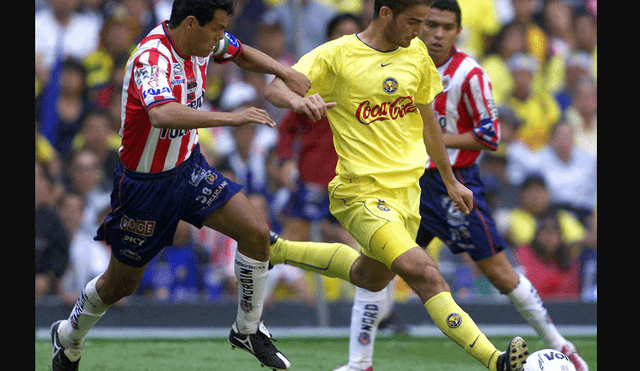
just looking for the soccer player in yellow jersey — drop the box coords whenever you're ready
[265,1,529,370]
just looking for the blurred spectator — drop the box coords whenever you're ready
[254,14,298,125]
[193,225,238,302]
[572,7,597,81]
[36,57,95,160]
[57,193,111,306]
[71,108,121,189]
[456,0,501,59]
[501,175,587,249]
[553,51,594,113]
[36,119,64,186]
[358,0,375,28]
[540,0,574,58]
[64,149,112,236]
[564,76,596,157]
[36,161,70,300]
[530,120,596,224]
[504,52,560,150]
[265,0,337,57]
[35,0,102,79]
[515,212,580,301]
[83,5,140,108]
[113,0,162,42]
[491,105,527,183]
[138,221,208,302]
[224,0,269,47]
[510,0,548,68]
[481,21,528,104]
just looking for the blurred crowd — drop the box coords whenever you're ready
[35,0,596,308]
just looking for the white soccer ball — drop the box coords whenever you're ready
[522,349,576,371]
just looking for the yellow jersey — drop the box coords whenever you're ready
[292,34,442,189]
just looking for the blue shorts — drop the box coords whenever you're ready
[283,180,339,224]
[416,164,506,261]
[95,145,243,267]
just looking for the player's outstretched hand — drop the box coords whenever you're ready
[234,107,277,128]
[292,94,337,122]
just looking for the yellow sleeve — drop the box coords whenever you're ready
[292,41,339,100]
[414,40,443,105]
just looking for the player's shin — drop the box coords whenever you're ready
[269,238,358,283]
[234,250,269,334]
[424,291,501,370]
[347,285,392,370]
[57,275,110,349]
[507,274,566,350]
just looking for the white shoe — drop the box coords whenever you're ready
[560,342,588,371]
[332,365,373,371]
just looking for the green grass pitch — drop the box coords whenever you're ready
[36,335,596,370]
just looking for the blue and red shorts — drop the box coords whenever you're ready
[416,164,506,262]
[95,145,243,267]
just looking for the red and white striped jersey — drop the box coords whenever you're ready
[119,22,242,173]
[427,47,500,169]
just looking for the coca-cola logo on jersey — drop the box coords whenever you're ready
[355,96,418,125]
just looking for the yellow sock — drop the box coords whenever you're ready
[424,291,502,371]
[270,239,359,283]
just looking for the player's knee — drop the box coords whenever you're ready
[350,260,394,292]
[236,222,271,261]
[395,257,449,296]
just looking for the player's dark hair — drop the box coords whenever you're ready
[373,0,435,19]
[431,0,462,27]
[168,0,235,28]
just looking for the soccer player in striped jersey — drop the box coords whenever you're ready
[334,1,588,370]
[265,1,529,370]
[49,1,310,370]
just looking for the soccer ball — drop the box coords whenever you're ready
[522,349,576,371]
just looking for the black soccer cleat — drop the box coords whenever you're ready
[496,336,529,371]
[51,320,82,371]
[229,321,291,370]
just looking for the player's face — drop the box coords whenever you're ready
[384,5,430,48]
[189,10,229,57]
[422,8,461,65]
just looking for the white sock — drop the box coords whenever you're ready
[58,275,110,348]
[234,251,269,334]
[507,274,567,350]
[347,283,393,370]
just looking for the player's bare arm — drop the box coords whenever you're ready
[265,77,336,122]
[418,103,474,215]
[234,44,310,97]
[148,101,276,129]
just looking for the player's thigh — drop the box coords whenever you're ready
[350,253,396,292]
[202,192,271,259]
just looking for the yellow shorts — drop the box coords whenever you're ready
[328,176,421,267]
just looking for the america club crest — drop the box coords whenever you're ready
[446,313,462,328]
[382,77,398,94]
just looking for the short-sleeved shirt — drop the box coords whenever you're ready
[292,34,442,189]
[120,22,242,173]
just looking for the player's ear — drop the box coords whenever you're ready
[379,6,393,24]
